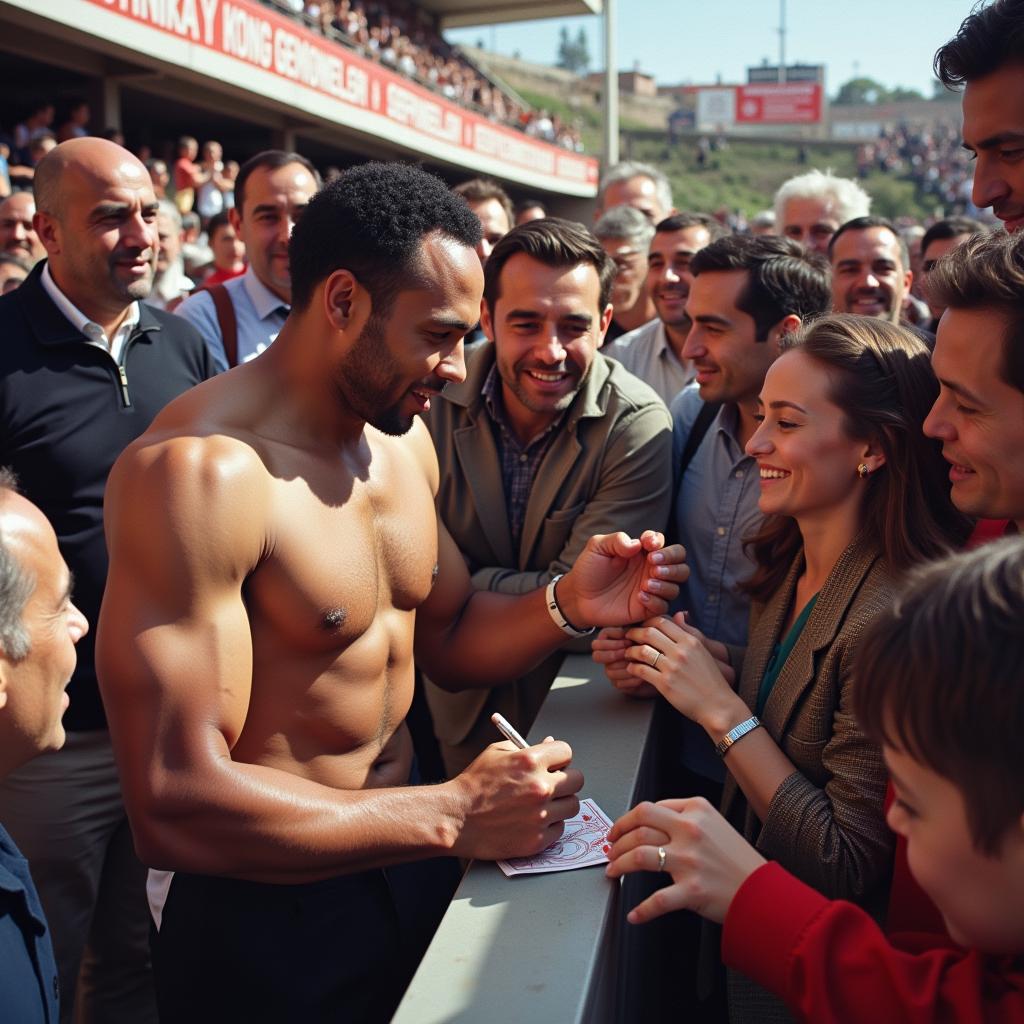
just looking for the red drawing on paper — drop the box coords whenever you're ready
[497,799,613,877]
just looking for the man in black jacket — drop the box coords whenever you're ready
[0,137,215,1023]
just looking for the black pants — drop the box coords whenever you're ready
[152,856,461,1024]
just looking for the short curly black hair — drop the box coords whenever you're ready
[288,161,482,312]
[935,0,1024,87]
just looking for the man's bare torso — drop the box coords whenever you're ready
[137,362,439,793]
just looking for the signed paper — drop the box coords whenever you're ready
[498,798,613,877]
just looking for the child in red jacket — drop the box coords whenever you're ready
[607,537,1024,1023]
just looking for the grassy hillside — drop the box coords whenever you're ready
[513,85,928,220]
[622,134,928,220]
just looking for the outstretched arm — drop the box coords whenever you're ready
[416,520,688,690]
[97,434,581,883]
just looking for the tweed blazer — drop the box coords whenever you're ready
[712,532,898,1024]
[721,531,897,904]
[424,345,672,753]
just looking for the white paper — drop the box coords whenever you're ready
[497,798,613,877]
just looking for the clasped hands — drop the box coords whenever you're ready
[593,612,739,730]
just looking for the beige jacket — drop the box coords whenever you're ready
[424,345,672,769]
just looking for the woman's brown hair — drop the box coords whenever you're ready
[742,314,971,602]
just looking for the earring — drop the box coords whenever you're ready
[857,463,870,479]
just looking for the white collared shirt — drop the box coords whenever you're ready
[174,265,288,373]
[601,318,695,406]
[40,263,140,364]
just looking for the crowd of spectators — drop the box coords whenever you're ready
[262,0,584,150]
[856,120,978,214]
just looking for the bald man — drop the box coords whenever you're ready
[0,191,46,265]
[0,138,215,1023]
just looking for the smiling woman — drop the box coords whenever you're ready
[615,313,971,1023]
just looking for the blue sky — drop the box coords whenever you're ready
[444,1,975,98]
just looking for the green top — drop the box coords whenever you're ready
[756,593,820,717]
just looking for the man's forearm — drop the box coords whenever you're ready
[417,585,567,691]
[130,758,462,883]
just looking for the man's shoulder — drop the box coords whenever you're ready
[143,304,205,344]
[668,381,708,431]
[597,353,670,419]
[603,318,660,353]
[174,285,216,321]
[601,318,661,366]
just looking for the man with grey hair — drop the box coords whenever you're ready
[0,136,214,1023]
[146,200,194,311]
[594,204,657,343]
[595,160,676,224]
[0,472,89,1022]
[773,168,871,254]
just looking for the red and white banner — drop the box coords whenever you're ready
[684,81,824,127]
[61,0,598,191]
[735,83,823,125]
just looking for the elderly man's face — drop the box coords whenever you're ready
[600,236,647,311]
[0,491,88,763]
[599,175,670,223]
[0,193,45,263]
[780,196,840,254]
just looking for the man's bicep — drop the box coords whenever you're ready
[97,446,259,765]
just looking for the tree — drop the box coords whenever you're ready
[888,86,924,102]
[573,27,590,74]
[833,76,889,105]
[833,78,926,106]
[932,78,961,103]
[556,25,590,75]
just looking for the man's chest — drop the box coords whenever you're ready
[246,450,440,652]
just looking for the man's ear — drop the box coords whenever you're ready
[322,269,360,332]
[767,313,802,352]
[0,660,9,711]
[480,299,496,343]
[33,211,60,257]
[228,206,242,239]
[903,268,914,297]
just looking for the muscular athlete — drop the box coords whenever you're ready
[96,164,686,1021]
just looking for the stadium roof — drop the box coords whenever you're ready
[420,1,602,29]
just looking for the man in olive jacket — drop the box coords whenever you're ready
[426,218,673,775]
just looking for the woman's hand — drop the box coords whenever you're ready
[623,614,746,730]
[674,613,736,687]
[592,627,658,699]
[605,797,767,925]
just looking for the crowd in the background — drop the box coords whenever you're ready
[856,120,977,213]
[261,0,584,149]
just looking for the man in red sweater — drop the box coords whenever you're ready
[606,537,1024,1022]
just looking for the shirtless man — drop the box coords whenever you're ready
[96,162,685,1023]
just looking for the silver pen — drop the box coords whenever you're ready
[491,712,529,749]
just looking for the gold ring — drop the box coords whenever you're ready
[651,649,662,670]
[657,846,667,872]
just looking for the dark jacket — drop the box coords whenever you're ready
[0,823,59,1023]
[0,263,216,729]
